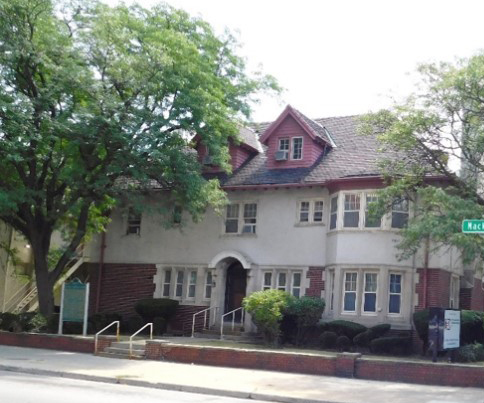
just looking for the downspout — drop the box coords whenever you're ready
[95,231,106,314]
[423,236,430,309]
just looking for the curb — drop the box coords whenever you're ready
[0,364,339,403]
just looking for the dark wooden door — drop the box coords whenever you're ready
[224,262,247,318]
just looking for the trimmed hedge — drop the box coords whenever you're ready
[369,323,391,338]
[370,336,412,356]
[325,320,367,340]
[353,330,372,348]
[336,335,351,352]
[134,298,179,322]
[89,313,123,334]
[319,331,338,349]
[153,316,167,336]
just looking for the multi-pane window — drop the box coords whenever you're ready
[363,273,378,313]
[126,208,141,235]
[187,270,197,299]
[175,270,184,298]
[329,270,335,311]
[292,137,303,160]
[344,194,360,228]
[279,138,290,151]
[292,272,301,297]
[225,204,239,233]
[313,201,324,222]
[449,275,459,309]
[277,273,287,291]
[391,198,409,229]
[299,200,324,224]
[365,194,381,228]
[343,272,358,312]
[388,273,402,314]
[242,203,257,233]
[299,201,310,222]
[330,196,338,230]
[263,272,272,290]
[162,269,171,297]
[205,271,213,299]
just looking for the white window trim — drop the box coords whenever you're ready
[342,271,359,314]
[449,274,460,309]
[291,137,304,160]
[186,270,197,300]
[174,268,185,299]
[223,201,258,236]
[262,271,273,290]
[297,199,325,225]
[291,272,302,297]
[343,193,361,229]
[362,271,379,316]
[204,270,213,301]
[364,193,382,229]
[329,194,339,231]
[162,268,172,298]
[261,269,303,297]
[388,272,403,316]
[278,138,290,151]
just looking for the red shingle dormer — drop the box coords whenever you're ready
[260,105,334,169]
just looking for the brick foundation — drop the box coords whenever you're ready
[0,331,95,353]
[306,267,325,297]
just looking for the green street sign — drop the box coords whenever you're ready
[462,220,484,233]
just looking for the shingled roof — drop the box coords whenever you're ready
[219,114,385,187]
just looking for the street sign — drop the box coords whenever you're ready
[462,220,484,233]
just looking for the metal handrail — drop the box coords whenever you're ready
[191,306,219,338]
[220,307,245,339]
[94,321,120,354]
[129,323,153,358]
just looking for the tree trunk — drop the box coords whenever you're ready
[31,239,55,317]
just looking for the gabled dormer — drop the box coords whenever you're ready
[260,105,334,169]
[195,126,261,173]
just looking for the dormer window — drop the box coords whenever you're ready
[292,137,303,160]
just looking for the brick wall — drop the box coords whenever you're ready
[306,267,324,297]
[169,305,211,334]
[415,268,451,310]
[0,331,95,353]
[87,262,157,317]
[469,278,484,311]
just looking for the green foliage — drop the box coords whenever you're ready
[284,296,325,346]
[413,309,429,346]
[319,331,338,349]
[88,312,123,334]
[25,313,47,333]
[242,289,295,346]
[0,312,19,331]
[125,316,144,334]
[335,335,351,352]
[455,343,484,363]
[153,316,167,336]
[325,320,367,340]
[369,324,391,338]
[353,330,372,348]
[134,298,179,322]
[0,0,279,316]
[461,310,484,345]
[370,336,412,356]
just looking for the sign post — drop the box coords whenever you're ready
[428,307,460,362]
[58,279,90,336]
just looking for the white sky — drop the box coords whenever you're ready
[105,0,484,122]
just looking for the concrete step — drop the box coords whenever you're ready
[104,346,145,356]
[109,341,146,350]
[97,352,145,360]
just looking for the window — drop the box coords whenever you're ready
[298,200,324,224]
[449,275,459,309]
[278,138,290,151]
[292,137,303,160]
[292,272,302,297]
[391,198,409,228]
[225,204,239,233]
[344,194,360,228]
[363,273,378,313]
[313,201,324,222]
[263,272,272,290]
[242,203,257,233]
[343,272,358,312]
[205,271,213,299]
[277,272,287,291]
[187,270,197,299]
[329,270,335,311]
[175,270,184,298]
[330,196,338,229]
[299,201,310,222]
[365,194,381,228]
[173,205,182,225]
[126,208,141,235]
[162,269,171,297]
[388,273,402,314]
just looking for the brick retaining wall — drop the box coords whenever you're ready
[0,331,98,353]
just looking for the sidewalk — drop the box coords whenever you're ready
[0,345,482,403]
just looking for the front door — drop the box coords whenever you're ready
[224,262,247,320]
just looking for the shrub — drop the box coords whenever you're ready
[242,289,295,346]
[325,320,367,340]
[319,331,338,349]
[369,324,391,338]
[47,314,60,334]
[461,310,484,345]
[353,330,372,348]
[134,298,179,322]
[455,343,484,363]
[370,336,412,356]
[413,309,429,353]
[89,313,123,334]
[153,316,167,336]
[284,296,326,346]
[0,313,19,332]
[25,313,47,333]
[125,316,144,334]
[336,335,351,352]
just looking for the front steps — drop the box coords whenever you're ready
[193,325,263,344]
[97,341,146,360]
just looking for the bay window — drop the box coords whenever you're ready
[363,273,378,313]
[344,194,360,228]
[330,196,338,229]
[391,198,409,229]
[388,273,402,314]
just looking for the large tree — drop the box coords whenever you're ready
[361,53,484,266]
[0,0,278,316]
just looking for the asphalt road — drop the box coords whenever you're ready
[0,370,271,403]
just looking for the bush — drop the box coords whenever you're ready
[336,335,351,352]
[89,313,123,334]
[353,330,372,348]
[369,324,391,338]
[125,316,144,334]
[455,343,484,363]
[25,313,47,333]
[325,320,367,340]
[461,310,484,345]
[284,296,325,346]
[0,313,20,332]
[370,336,412,356]
[242,290,295,346]
[47,314,59,334]
[153,316,167,336]
[319,331,338,349]
[134,298,179,322]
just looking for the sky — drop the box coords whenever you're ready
[104,0,484,122]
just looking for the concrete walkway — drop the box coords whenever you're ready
[0,345,482,403]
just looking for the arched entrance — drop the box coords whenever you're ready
[224,261,247,317]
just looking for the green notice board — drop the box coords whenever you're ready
[63,281,87,322]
